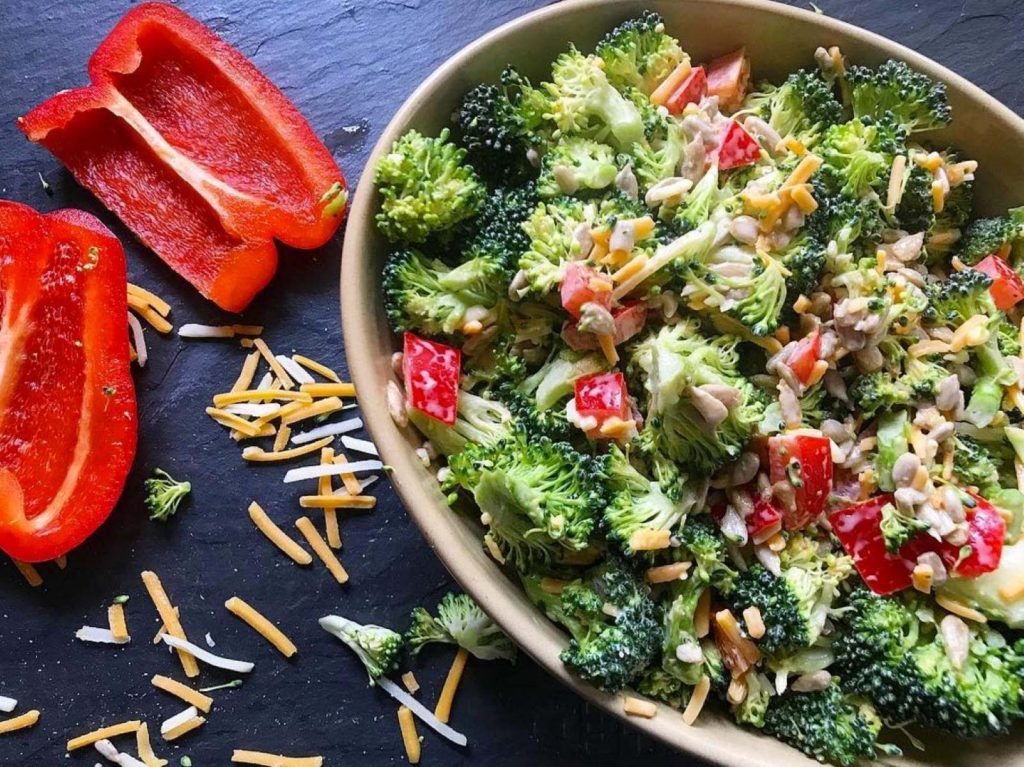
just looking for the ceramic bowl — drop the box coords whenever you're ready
[341,2,1024,764]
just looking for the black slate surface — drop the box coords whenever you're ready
[1,1,1022,765]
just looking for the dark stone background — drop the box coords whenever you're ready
[0,0,1021,764]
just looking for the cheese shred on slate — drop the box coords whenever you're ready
[160,635,255,674]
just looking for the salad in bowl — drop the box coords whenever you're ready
[370,10,1024,765]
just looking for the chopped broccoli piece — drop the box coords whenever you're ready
[524,558,662,691]
[849,353,946,417]
[677,514,737,591]
[733,670,773,728]
[537,137,618,197]
[405,593,515,662]
[145,469,191,522]
[672,162,720,231]
[923,267,996,326]
[964,331,1017,428]
[603,445,697,555]
[491,383,571,442]
[745,69,843,145]
[518,197,588,295]
[375,128,485,243]
[631,320,766,473]
[660,576,707,685]
[956,210,1024,265]
[834,587,1024,737]
[726,534,852,654]
[894,162,935,233]
[953,434,1001,491]
[462,183,539,268]
[320,615,403,684]
[448,435,607,567]
[818,117,905,200]
[382,248,507,337]
[874,410,910,492]
[846,59,952,133]
[630,118,691,192]
[454,82,531,182]
[408,390,513,457]
[777,225,827,301]
[636,666,691,709]
[763,683,895,767]
[879,501,929,553]
[595,11,687,95]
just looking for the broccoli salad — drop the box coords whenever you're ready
[374,10,1024,765]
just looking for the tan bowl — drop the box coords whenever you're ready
[341,1,1024,764]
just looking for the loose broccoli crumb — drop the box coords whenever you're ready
[145,469,191,522]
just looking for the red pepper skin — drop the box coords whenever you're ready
[574,372,630,433]
[403,332,461,426]
[665,66,707,115]
[748,495,784,543]
[0,202,137,562]
[560,262,612,319]
[705,48,750,110]
[829,495,915,595]
[974,255,1024,310]
[716,121,762,171]
[902,494,1005,578]
[18,3,346,312]
[787,330,821,385]
[561,303,647,351]
[768,433,833,529]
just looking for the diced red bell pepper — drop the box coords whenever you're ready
[665,66,707,115]
[902,493,1005,579]
[403,332,461,426]
[786,330,821,385]
[748,495,784,544]
[768,433,833,529]
[705,48,750,110]
[18,3,347,312]
[560,262,612,319]
[829,495,915,595]
[0,202,137,562]
[716,121,762,171]
[561,303,647,351]
[574,371,630,431]
[974,255,1024,310]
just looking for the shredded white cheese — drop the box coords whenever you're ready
[377,677,468,747]
[127,312,148,368]
[290,418,364,445]
[76,626,129,645]
[275,355,315,385]
[282,459,382,483]
[0,696,15,713]
[339,436,378,456]
[223,403,281,418]
[95,739,147,767]
[177,324,236,339]
[160,707,199,736]
[160,635,254,673]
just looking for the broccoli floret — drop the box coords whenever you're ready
[818,117,905,200]
[454,82,531,183]
[672,162,720,231]
[319,615,403,684]
[542,46,645,152]
[745,69,843,145]
[719,254,789,338]
[777,226,827,300]
[879,500,930,553]
[518,197,588,295]
[953,434,1001,491]
[524,559,662,691]
[145,469,191,522]
[463,183,539,267]
[833,588,1024,737]
[382,248,507,337]
[464,336,530,394]
[956,211,1024,265]
[848,353,946,417]
[733,670,773,728]
[630,118,691,192]
[595,11,687,95]
[448,435,607,567]
[603,445,697,555]
[677,514,737,590]
[923,267,996,326]
[726,535,852,654]
[846,59,952,133]
[762,683,894,767]
[375,128,485,243]
[875,409,910,492]
[636,667,691,709]
[408,390,513,457]
[660,576,708,685]
[537,137,618,197]
[964,331,1017,428]
[997,317,1022,357]
[405,593,515,662]
[491,383,571,441]
[894,162,935,233]
[631,320,766,473]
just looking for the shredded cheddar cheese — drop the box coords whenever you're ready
[281,396,344,425]
[682,676,711,726]
[128,299,174,334]
[231,352,261,393]
[299,382,356,398]
[213,390,312,408]
[292,355,341,382]
[248,502,313,566]
[0,710,39,735]
[434,647,469,724]
[11,559,41,587]
[628,529,671,551]
[650,60,693,106]
[225,597,298,658]
[252,338,294,390]
[108,603,128,642]
[319,448,342,549]
[402,672,420,694]
[295,516,349,584]
[151,675,213,714]
[206,408,264,437]
[231,750,324,767]
[273,424,292,453]
[597,333,619,365]
[623,696,658,718]
[242,436,334,462]
[67,720,142,751]
[645,562,690,584]
[161,714,205,742]
[333,454,364,495]
[141,571,199,678]
[398,706,422,764]
[299,494,376,509]
[135,722,166,767]
[127,283,171,317]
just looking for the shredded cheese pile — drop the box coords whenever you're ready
[127,283,173,367]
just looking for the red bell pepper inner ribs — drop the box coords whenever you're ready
[0,203,137,563]
[18,2,346,312]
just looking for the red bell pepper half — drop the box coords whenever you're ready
[403,332,461,426]
[974,255,1024,310]
[768,433,833,529]
[0,202,137,562]
[18,3,347,312]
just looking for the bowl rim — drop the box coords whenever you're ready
[341,1,1024,764]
